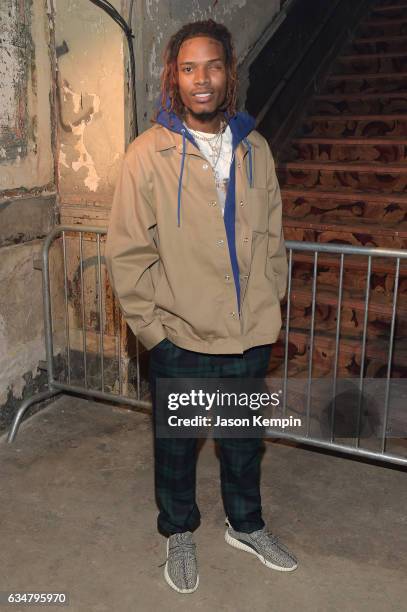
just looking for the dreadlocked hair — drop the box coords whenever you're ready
[152,19,238,123]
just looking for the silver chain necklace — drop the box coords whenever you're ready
[185,120,227,170]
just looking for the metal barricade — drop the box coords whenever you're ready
[7,225,150,445]
[6,225,407,467]
[267,241,407,467]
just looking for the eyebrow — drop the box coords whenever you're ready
[179,58,224,65]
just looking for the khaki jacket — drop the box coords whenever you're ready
[105,112,288,354]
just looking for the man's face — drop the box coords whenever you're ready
[176,36,228,122]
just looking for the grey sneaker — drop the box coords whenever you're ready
[225,519,298,571]
[163,531,199,593]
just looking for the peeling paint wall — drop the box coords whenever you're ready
[0,0,30,162]
[53,0,132,402]
[0,0,57,426]
[0,0,54,190]
[55,0,125,214]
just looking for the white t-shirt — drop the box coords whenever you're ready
[184,124,233,217]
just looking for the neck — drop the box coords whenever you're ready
[183,110,224,133]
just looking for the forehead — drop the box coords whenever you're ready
[177,36,225,62]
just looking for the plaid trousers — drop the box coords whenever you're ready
[148,338,272,537]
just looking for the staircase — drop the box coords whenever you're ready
[272,0,407,379]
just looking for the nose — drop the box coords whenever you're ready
[194,65,210,85]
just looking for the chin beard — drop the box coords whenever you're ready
[186,107,220,123]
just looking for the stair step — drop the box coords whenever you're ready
[282,197,407,227]
[301,115,407,139]
[314,91,407,100]
[283,213,407,248]
[323,74,407,95]
[373,3,407,12]
[286,138,407,163]
[284,329,407,356]
[270,330,407,377]
[349,42,407,56]
[310,98,407,117]
[306,113,407,120]
[284,215,407,238]
[281,188,407,224]
[328,71,407,80]
[278,329,407,364]
[361,18,407,27]
[308,107,407,122]
[292,137,407,144]
[333,61,407,76]
[289,251,407,274]
[339,52,407,60]
[353,34,407,43]
[284,308,405,343]
[281,186,407,204]
[279,160,407,172]
[358,21,407,39]
[288,278,407,317]
[285,281,407,340]
[277,161,407,203]
[288,253,407,299]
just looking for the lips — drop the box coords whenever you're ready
[192,92,213,102]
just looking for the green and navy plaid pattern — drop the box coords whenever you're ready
[148,339,272,537]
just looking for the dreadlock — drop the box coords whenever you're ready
[152,19,238,123]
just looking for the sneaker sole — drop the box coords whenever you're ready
[224,529,298,572]
[164,538,199,594]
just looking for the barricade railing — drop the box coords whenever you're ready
[6,225,407,467]
[267,241,406,467]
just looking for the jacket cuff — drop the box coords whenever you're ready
[127,318,166,351]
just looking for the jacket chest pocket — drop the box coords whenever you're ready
[246,187,268,233]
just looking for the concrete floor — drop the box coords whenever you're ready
[0,395,406,612]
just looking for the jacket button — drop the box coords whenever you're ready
[203,163,209,170]
[241,274,248,279]
[243,237,249,243]
[210,200,217,206]
[230,311,237,318]
[239,201,244,206]
[225,274,230,280]
[217,239,224,246]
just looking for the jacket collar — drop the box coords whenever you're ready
[154,123,259,155]
[153,97,258,153]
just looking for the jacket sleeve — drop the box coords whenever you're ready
[265,142,289,301]
[104,154,166,350]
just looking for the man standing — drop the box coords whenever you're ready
[105,19,297,594]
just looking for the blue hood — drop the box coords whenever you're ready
[155,100,255,150]
[154,97,256,315]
